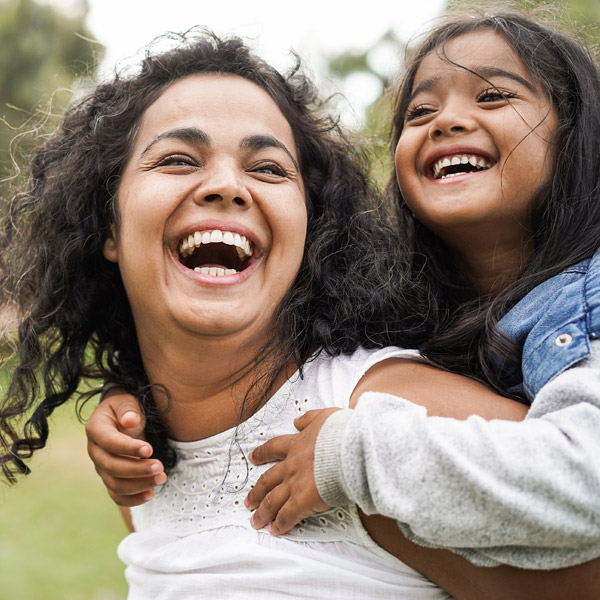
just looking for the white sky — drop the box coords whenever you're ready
[45,0,447,125]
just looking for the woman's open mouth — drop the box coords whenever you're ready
[178,229,254,277]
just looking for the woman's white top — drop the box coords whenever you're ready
[118,347,453,599]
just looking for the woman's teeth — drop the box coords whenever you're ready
[432,154,493,179]
[193,266,237,276]
[179,229,253,259]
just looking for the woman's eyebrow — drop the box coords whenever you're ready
[140,127,211,157]
[241,135,299,171]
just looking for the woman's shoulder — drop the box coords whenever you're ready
[298,346,424,410]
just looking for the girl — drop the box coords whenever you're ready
[88,9,600,583]
[2,29,551,600]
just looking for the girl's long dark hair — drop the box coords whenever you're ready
[389,12,600,394]
[0,30,420,481]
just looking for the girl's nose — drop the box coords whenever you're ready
[428,123,469,140]
[428,103,475,140]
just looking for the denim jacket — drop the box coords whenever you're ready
[496,248,600,400]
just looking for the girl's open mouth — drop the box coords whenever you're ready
[428,154,495,180]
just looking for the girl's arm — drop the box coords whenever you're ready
[247,351,600,569]
[320,345,600,569]
[364,515,600,600]
[248,355,600,598]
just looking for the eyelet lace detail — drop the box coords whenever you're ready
[133,387,361,543]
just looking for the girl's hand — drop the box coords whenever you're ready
[85,388,166,507]
[245,408,338,535]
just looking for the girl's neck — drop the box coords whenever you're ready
[448,229,534,295]
[137,329,294,442]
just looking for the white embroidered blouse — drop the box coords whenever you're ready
[118,347,453,599]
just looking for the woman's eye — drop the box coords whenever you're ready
[404,104,435,122]
[477,88,515,103]
[156,154,197,167]
[252,162,287,177]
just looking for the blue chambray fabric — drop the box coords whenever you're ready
[496,248,600,400]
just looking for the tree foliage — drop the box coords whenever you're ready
[0,0,103,182]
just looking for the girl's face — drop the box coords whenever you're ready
[104,74,307,348]
[395,30,557,249]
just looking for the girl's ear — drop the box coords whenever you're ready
[103,225,119,263]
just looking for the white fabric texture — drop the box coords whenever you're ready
[118,347,453,599]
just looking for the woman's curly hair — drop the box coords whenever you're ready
[0,30,420,481]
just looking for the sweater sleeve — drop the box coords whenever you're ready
[314,340,600,569]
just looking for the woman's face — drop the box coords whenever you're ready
[395,30,557,249]
[104,74,307,347]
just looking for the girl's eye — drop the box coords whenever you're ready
[404,104,435,122]
[477,88,516,103]
[251,162,287,177]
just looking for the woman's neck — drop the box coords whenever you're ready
[136,329,294,442]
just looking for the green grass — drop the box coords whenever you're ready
[0,401,129,599]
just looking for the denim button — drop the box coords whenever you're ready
[555,333,573,347]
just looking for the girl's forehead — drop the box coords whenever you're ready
[413,30,529,87]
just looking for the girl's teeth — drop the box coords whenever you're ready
[201,231,211,244]
[223,232,234,245]
[431,154,494,179]
[210,230,223,243]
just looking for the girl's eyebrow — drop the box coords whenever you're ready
[140,128,299,171]
[409,65,538,103]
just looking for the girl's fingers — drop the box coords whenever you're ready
[108,487,156,508]
[245,462,284,509]
[268,499,310,536]
[86,425,151,459]
[247,463,285,525]
[249,434,293,465]
[103,470,166,498]
[88,442,164,479]
[249,484,290,531]
[86,409,151,458]
[292,409,322,431]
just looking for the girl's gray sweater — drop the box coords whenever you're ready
[315,340,600,569]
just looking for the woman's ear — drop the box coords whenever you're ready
[103,225,119,263]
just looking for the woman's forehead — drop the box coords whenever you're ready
[127,74,301,167]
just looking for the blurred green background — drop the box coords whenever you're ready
[0,2,128,597]
[0,401,129,599]
[0,0,598,598]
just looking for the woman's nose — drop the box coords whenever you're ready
[194,163,251,208]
